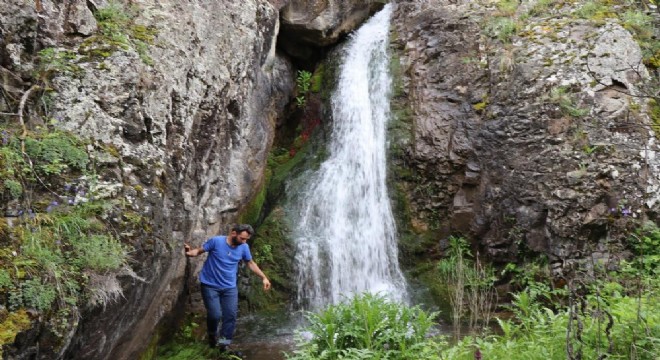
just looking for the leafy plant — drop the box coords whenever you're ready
[296,70,313,108]
[3,179,22,199]
[22,278,57,311]
[286,293,443,360]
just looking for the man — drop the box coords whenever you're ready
[184,223,271,352]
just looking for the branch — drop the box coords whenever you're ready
[18,84,40,152]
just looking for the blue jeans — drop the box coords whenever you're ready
[200,284,238,345]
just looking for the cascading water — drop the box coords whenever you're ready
[291,4,407,310]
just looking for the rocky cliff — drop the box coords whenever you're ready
[389,0,660,275]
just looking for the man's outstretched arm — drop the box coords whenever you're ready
[246,260,271,290]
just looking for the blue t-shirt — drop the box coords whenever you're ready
[199,235,252,289]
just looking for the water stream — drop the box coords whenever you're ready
[290,3,407,310]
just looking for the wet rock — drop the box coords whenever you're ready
[279,0,384,60]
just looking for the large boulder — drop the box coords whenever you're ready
[279,0,385,60]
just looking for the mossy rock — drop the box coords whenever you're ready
[0,309,32,353]
[240,207,294,311]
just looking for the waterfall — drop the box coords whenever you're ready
[292,4,407,310]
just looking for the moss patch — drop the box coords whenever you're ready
[0,309,32,355]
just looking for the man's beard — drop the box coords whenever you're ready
[231,236,241,246]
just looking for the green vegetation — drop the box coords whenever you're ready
[496,0,519,16]
[0,125,137,354]
[35,48,82,81]
[156,341,241,360]
[241,207,294,311]
[287,253,659,360]
[286,294,444,360]
[296,70,313,108]
[80,2,157,64]
[437,237,496,336]
[575,0,615,22]
[484,17,519,43]
[550,86,590,117]
[286,221,660,359]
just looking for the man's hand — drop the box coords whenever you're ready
[184,243,203,257]
[262,277,272,291]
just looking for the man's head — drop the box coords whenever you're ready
[229,224,254,246]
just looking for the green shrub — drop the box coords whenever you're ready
[71,234,127,271]
[443,285,660,360]
[23,131,89,175]
[286,293,444,360]
[484,17,518,43]
[22,279,57,311]
[3,179,22,199]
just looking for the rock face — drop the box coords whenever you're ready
[390,0,660,270]
[1,0,292,359]
[279,0,385,60]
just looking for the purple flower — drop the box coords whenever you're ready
[609,208,617,213]
[68,198,75,205]
[621,208,632,216]
[1,130,8,145]
[64,184,72,192]
[46,201,59,213]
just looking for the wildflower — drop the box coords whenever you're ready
[609,207,617,213]
[46,201,59,213]
[68,198,75,205]
[621,208,632,216]
[475,349,482,360]
[1,130,8,145]
[64,184,72,192]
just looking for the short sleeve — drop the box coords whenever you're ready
[242,244,252,262]
[202,237,216,253]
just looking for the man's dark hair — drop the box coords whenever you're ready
[232,224,254,236]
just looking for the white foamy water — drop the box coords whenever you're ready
[291,4,407,310]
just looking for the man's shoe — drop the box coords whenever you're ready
[218,344,244,358]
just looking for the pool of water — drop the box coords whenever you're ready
[231,311,301,360]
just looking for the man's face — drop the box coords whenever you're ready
[231,230,251,246]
